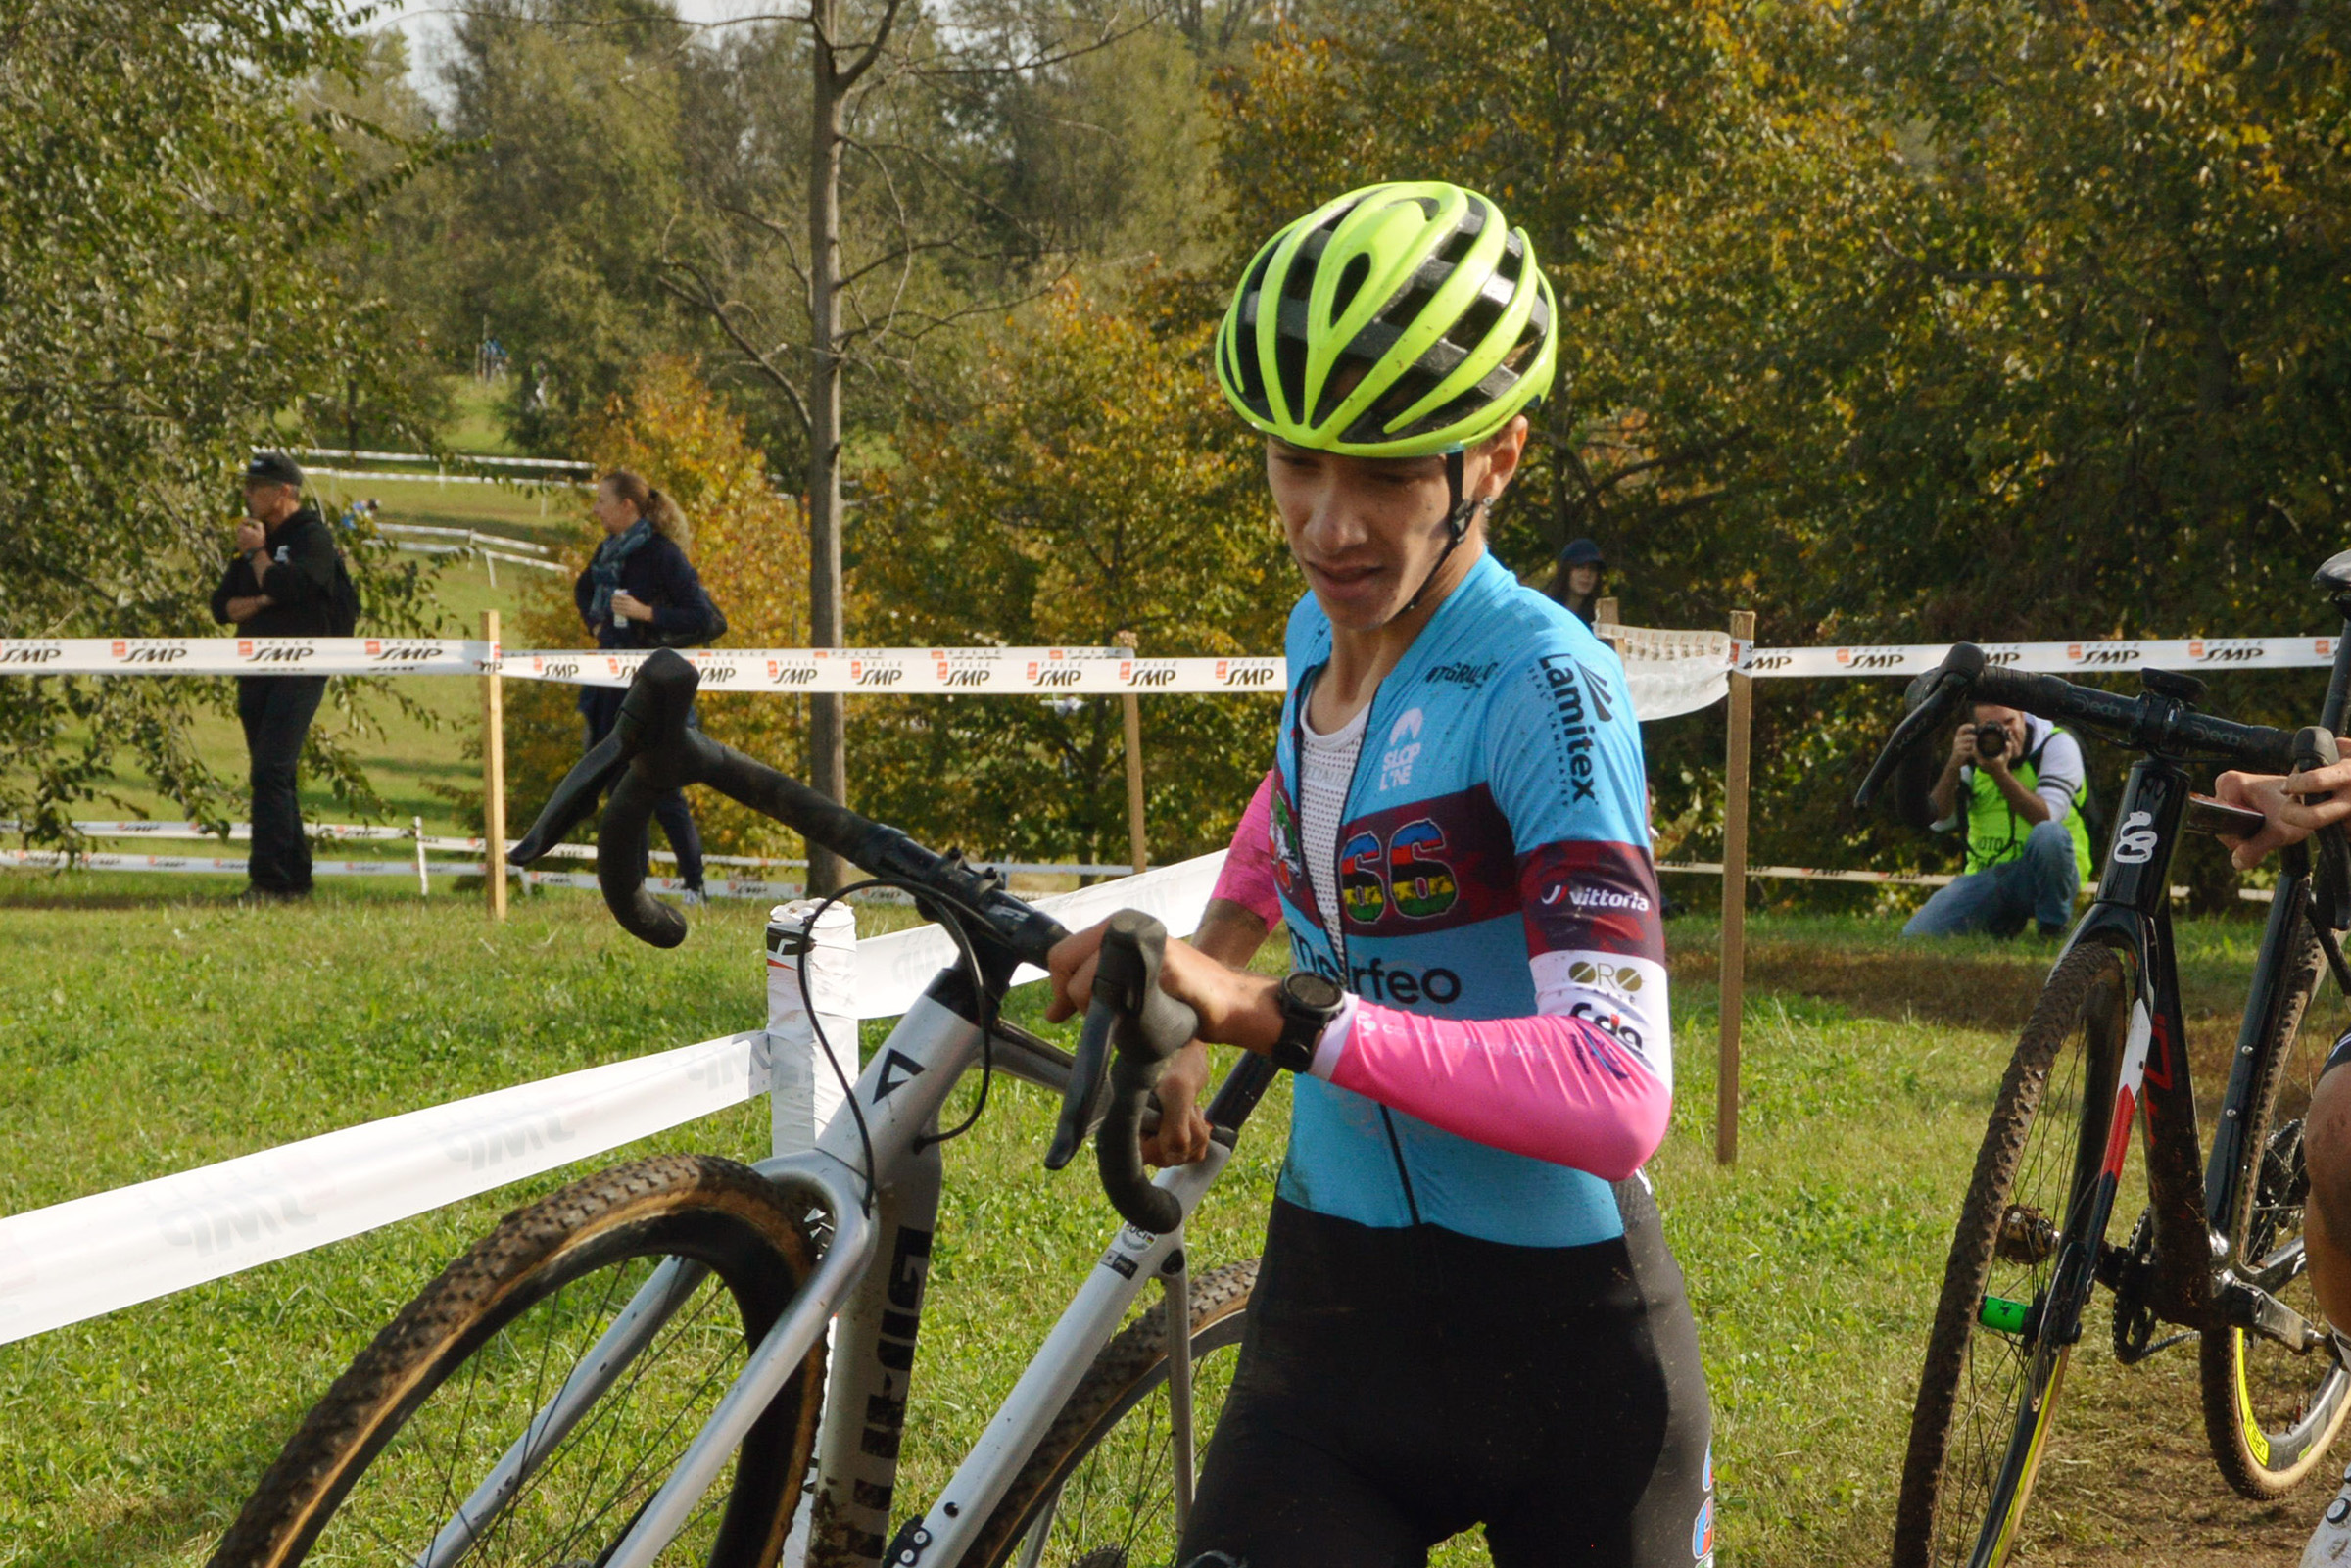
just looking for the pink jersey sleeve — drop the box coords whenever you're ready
[1314,998,1670,1181]
[1209,769,1281,928]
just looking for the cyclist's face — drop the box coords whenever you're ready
[1268,420,1526,630]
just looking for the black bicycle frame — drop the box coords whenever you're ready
[2062,624,2351,1336]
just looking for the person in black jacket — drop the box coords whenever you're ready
[575,469,723,902]
[210,452,343,901]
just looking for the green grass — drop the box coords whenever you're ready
[9,895,2308,1565]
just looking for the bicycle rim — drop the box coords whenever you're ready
[1895,944,2129,1568]
[212,1156,822,1568]
[2201,918,2351,1497]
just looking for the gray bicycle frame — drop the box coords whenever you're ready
[422,963,1229,1568]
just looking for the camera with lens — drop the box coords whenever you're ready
[1971,720,2011,762]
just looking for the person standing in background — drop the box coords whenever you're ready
[575,469,724,904]
[210,452,342,903]
[1547,536,1607,625]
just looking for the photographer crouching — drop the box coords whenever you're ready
[1902,703,2095,939]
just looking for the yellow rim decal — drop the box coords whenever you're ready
[1986,1350,2070,1566]
[2237,1330,2273,1467]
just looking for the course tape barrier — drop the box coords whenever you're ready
[0,850,1222,1343]
[3,822,1141,879]
[1734,635,2339,680]
[0,637,494,676]
[8,630,2327,713]
[0,638,1724,720]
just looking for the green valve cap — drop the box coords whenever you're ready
[1979,1295,2031,1335]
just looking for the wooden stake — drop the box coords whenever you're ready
[482,609,507,922]
[1117,631,1147,876]
[1593,595,1621,648]
[1718,609,1755,1164]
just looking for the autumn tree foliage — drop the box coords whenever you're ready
[848,281,1290,864]
[504,358,812,858]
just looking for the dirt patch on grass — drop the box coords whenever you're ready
[1992,1333,2321,1565]
[1670,938,2266,1080]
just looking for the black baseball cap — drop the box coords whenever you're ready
[1558,537,1605,567]
[244,451,305,489]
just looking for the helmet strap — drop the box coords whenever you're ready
[1398,448,1486,618]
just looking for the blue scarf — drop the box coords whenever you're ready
[586,517,654,628]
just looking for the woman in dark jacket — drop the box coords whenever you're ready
[574,468,723,902]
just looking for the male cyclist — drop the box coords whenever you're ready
[1046,182,1712,1568]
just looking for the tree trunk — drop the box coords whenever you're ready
[805,0,848,894]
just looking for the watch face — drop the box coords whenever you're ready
[1285,971,1344,1011]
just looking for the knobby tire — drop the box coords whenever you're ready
[2198,913,2351,1497]
[209,1154,825,1568]
[1892,943,2130,1568]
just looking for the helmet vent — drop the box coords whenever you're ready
[1274,332,1311,424]
[1331,253,1371,318]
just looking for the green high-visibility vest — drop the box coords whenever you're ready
[1966,730,2093,882]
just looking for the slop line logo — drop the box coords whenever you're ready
[2112,809,2158,865]
[1377,707,1424,792]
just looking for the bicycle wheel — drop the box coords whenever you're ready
[2201,913,2351,1497]
[960,1258,1257,1568]
[1892,942,2131,1568]
[210,1155,825,1568]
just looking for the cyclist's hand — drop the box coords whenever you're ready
[1045,921,1281,1055]
[1139,1042,1214,1166]
[2216,763,2351,869]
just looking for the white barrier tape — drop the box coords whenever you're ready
[499,645,1724,721]
[1606,625,1732,721]
[0,1029,775,1345]
[4,824,1151,880]
[0,638,1721,720]
[392,541,568,572]
[0,850,1222,1342]
[0,638,493,676]
[1659,861,1957,888]
[283,445,592,474]
[376,523,555,554]
[0,850,485,879]
[1738,635,2339,679]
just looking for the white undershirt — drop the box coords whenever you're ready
[1298,698,1369,935]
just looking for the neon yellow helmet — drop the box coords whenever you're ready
[1215,181,1557,458]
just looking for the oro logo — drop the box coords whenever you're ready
[1567,957,1647,999]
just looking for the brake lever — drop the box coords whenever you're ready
[1045,1002,1116,1171]
[1856,643,1988,810]
[508,731,627,867]
[1040,913,1198,1234]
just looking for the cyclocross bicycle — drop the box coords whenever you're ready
[209,649,1276,1568]
[1866,552,2351,1568]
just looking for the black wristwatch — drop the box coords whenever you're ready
[1269,971,1346,1073]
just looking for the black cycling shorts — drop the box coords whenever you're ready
[1178,1186,1712,1568]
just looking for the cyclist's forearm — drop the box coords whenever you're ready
[1192,898,1271,970]
[1311,1001,1669,1179]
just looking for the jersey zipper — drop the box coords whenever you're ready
[1295,661,1423,1228]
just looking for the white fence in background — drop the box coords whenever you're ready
[0,849,1223,1345]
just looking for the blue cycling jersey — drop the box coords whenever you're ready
[1270,551,1671,1248]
